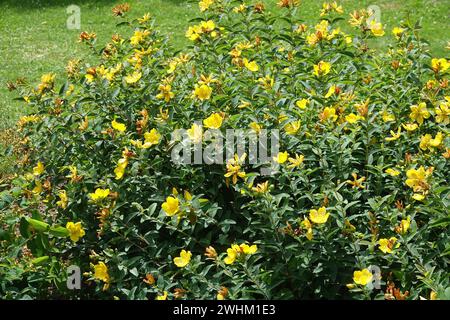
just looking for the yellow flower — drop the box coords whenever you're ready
[435,101,450,124]
[138,13,151,24]
[382,110,396,122]
[223,246,238,265]
[353,269,373,286]
[412,193,426,201]
[130,29,150,46]
[378,237,399,254]
[243,58,259,72]
[203,113,223,129]
[429,132,443,148]
[85,73,95,83]
[67,166,79,182]
[173,249,192,268]
[385,168,400,176]
[313,61,331,77]
[199,0,214,12]
[124,71,142,84]
[369,20,385,37]
[94,262,109,283]
[345,113,363,124]
[349,10,368,27]
[252,181,270,193]
[89,188,110,201]
[392,27,405,39]
[443,148,450,159]
[224,153,246,185]
[224,243,257,264]
[405,166,432,194]
[296,99,309,109]
[249,122,262,134]
[319,107,338,122]
[302,217,313,240]
[325,85,336,98]
[186,25,202,41]
[38,73,56,92]
[430,291,438,300]
[187,123,203,143]
[156,291,168,300]
[287,154,305,169]
[41,73,55,85]
[420,132,443,151]
[238,100,251,109]
[273,151,289,164]
[233,4,246,13]
[156,84,175,102]
[258,75,274,90]
[278,114,288,123]
[216,287,228,300]
[409,102,430,125]
[111,119,126,132]
[162,196,180,216]
[33,161,45,176]
[199,73,218,85]
[131,129,161,149]
[200,20,216,32]
[79,116,89,131]
[396,217,411,234]
[56,190,68,209]
[17,114,40,128]
[144,129,161,147]
[66,221,85,242]
[402,123,418,132]
[306,33,319,46]
[284,120,301,135]
[309,206,330,224]
[32,181,43,194]
[346,173,366,189]
[385,127,401,142]
[240,243,258,255]
[114,157,128,180]
[431,58,450,73]
[194,84,213,100]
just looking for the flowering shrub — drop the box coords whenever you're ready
[1,1,449,300]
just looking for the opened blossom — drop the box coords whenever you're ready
[66,221,85,242]
[409,103,430,125]
[309,207,330,224]
[353,269,373,286]
[162,196,180,216]
[224,243,257,265]
[379,237,399,254]
[173,250,192,268]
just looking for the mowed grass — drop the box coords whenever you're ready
[0,0,449,176]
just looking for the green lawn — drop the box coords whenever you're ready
[0,0,448,176]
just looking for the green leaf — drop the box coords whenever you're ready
[49,226,70,238]
[26,218,50,232]
[19,217,30,238]
[31,256,49,265]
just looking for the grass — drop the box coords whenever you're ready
[0,0,448,176]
